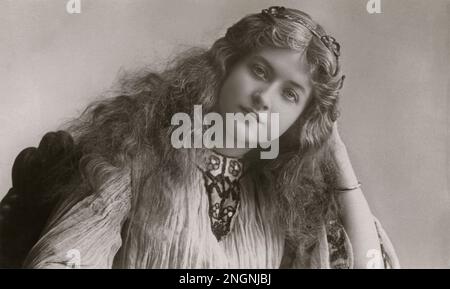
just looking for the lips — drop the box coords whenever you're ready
[239,106,260,123]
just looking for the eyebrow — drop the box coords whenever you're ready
[250,55,307,94]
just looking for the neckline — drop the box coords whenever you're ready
[210,148,245,162]
[194,148,249,181]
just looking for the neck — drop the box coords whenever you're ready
[212,147,252,159]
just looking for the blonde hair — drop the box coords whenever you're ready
[62,7,344,257]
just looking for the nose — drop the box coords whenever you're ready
[251,89,271,112]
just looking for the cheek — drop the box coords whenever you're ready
[218,69,253,111]
[278,113,298,135]
[274,104,305,136]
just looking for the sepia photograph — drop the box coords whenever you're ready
[0,0,448,270]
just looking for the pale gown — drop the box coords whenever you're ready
[23,149,399,269]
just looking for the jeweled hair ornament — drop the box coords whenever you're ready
[261,6,341,58]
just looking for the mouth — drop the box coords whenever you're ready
[239,106,261,123]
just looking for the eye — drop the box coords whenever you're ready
[251,64,268,80]
[283,88,299,103]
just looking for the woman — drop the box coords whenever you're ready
[6,6,399,268]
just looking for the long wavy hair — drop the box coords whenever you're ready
[61,7,345,259]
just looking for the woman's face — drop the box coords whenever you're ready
[217,47,313,146]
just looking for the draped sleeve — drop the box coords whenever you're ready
[23,160,132,269]
[290,216,400,269]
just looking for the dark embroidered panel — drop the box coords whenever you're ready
[327,219,394,269]
[326,219,351,269]
[198,153,244,242]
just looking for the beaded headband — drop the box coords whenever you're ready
[261,6,341,58]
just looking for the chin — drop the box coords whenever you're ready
[234,122,259,148]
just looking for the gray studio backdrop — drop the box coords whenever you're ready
[0,0,449,268]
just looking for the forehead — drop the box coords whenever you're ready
[244,47,311,88]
